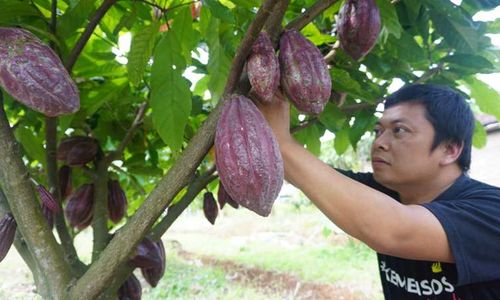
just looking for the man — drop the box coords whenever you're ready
[257,84,500,299]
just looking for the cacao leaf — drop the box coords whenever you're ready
[127,22,160,86]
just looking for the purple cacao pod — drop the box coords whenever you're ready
[0,27,79,116]
[65,184,94,229]
[118,274,142,300]
[57,136,99,166]
[0,213,16,263]
[203,192,218,225]
[107,179,128,223]
[41,203,55,229]
[141,239,166,288]
[215,95,283,217]
[129,237,163,269]
[337,0,381,60]
[36,184,60,213]
[217,182,239,209]
[58,165,72,200]
[247,32,280,102]
[279,29,331,115]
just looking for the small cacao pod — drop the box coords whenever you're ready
[0,27,79,116]
[0,213,16,263]
[203,192,218,225]
[141,239,166,288]
[41,203,54,229]
[337,0,381,60]
[107,180,128,223]
[215,95,283,217]
[279,29,331,115]
[247,32,280,102]
[65,184,94,229]
[36,184,60,213]
[118,274,142,300]
[217,183,239,209]
[57,136,100,166]
[129,237,163,269]
[58,165,72,200]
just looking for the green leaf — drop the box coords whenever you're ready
[330,69,372,100]
[14,126,46,166]
[57,0,96,39]
[127,22,160,86]
[151,33,192,151]
[375,0,403,39]
[334,127,351,155]
[0,1,41,23]
[390,31,426,63]
[472,120,487,148]
[319,103,346,132]
[293,125,322,156]
[464,77,500,120]
[349,110,376,149]
[301,23,335,46]
[205,15,231,101]
[172,7,197,63]
[204,0,235,23]
[440,53,494,70]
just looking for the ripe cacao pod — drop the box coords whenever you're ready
[0,27,79,116]
[337,0,381,60]
[247,32,280,102]
[59,165,72,200]
[279,29,331,115]
[41,203,54,229]
[107,180,128,223]
[215,95,283,217]
[141,239,166,288]
[129,237,163,269]
[118,274,142,300]
[0,213,16,263]
[65,184,94,229]
[217,183,239,209]
[57,136,100,165]
[203,192,218,225]
[36,184,60,213]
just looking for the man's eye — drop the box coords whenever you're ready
[393,127,407,134]
[374,128,382,136]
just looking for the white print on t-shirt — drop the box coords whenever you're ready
[380,261,455,296]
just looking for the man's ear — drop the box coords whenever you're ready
[439,141,464,166]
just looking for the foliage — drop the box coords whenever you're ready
[0,0,498,298]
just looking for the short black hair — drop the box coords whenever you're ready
[384,84,475,172]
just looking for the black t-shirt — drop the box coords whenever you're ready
[339,170,500,300]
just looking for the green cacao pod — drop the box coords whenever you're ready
[337,0,381,60]
[0,213,16,263]
[141,239,166,288]
[65,184,94,229]
[247,32,280,102]
[118,274,142,300]
[0,28,79,116]
[279,29,331,115]
[215,95,283,217]
[107,180,128,223]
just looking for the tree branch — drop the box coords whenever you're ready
[68,1,280,298]
[106,102,148,165]
[0,92,72,299]
[264,0,290,45]
[65,0,118,73]
[285,0,340,31]
[91,159,111,262]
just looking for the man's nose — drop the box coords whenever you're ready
[372,132,390,151]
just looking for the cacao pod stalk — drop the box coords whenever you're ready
[0,27,79,116]
[215,95,283,217]
[0,213,16,263]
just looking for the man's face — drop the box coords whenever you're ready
[371,102,443,190]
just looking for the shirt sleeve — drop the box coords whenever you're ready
[422,194,500,286]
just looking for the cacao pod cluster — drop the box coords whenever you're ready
[0,27,79,116]
[0,213,16,263]
[337,0,381,60]
[215,95,284,217]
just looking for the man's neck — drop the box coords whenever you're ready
[396,168,463,205]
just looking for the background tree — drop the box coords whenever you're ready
[0,0,498,298]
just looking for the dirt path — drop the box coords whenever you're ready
[177,249,362,300]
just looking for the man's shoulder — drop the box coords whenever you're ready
[453,175,500,200]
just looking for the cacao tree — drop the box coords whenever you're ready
[0,0,498,299]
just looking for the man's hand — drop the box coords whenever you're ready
[254,89,293,146]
